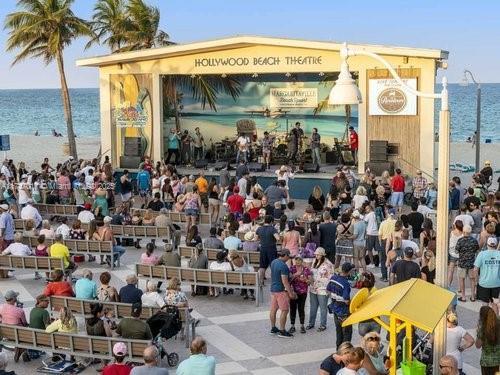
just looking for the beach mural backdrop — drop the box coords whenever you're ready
[164,73,358,147]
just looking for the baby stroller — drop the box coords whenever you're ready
[146,305,182,367]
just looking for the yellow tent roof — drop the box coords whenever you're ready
[343,278,455,333]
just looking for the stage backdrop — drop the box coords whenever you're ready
[164,73,358,147]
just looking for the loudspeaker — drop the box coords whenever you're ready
[120,156,141,168]
[194,159,209,169]
[369,151,388,161]
[364,161,395,176]
[341,150,355,165]
[214,161,226,171]
[124,137,142,157]
[303,163,320,173]
[387,143,399,156]
[325,151,338,164]
[370,140,388,147]
[248,162,265,172]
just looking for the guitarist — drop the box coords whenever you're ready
[236,133,251,164]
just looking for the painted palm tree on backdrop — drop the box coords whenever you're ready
[91,0,242,131]
[5,0,92,159]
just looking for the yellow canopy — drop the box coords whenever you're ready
[342,278,455,333]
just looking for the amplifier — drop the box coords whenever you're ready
[248,162,265,172]
[387,143,399,155]
[364,161,395,176]
[341,150,355,165]
[325,151,339,164]
[369,151,388,161]
[194,159,209,169]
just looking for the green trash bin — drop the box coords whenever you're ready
[400,336,426,375]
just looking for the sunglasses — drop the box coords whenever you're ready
[366,336,380,341]
[439,364,451,369]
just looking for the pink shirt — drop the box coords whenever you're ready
[140,253,159,265]
[57,175,71,198]
[0,303,27,326]
[282,230,300,256]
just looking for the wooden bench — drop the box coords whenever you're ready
[48,296,195,348]
[178,245,260,267]
[136,264,262,306]
[109,224,171,242]
[34,203,80,217]
[22,236,117,269]
[0,323,148,362]
[0,255,65,273]
[13,219,27,231]
[131,208,211,226]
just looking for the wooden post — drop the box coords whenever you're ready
[389,315,397,375]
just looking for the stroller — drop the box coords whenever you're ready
[146,305,182,367]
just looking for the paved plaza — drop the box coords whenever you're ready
[1,222,484,375]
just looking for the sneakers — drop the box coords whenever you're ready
[367,263,376,269]
[289,326,296,333]
[278,330,293,338]
[380,277,388,282]
[269,326,280,335]
[305,324,315,330]
[300,326,306,334]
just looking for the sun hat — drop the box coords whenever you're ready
[487,237,498,247]
[4,290,19,300]
[103,216,113,223]
[113,342,127,356]
[352,210,361,219]
[244,232,255,241]
[314,247,326,256]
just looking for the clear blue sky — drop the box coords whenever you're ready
[0,0,499,88]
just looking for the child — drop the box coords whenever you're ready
[101,307,117,331]
[273,201,283,220]
[34,234,48,280]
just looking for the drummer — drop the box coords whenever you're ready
[261,131,274,170]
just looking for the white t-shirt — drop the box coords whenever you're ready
[237,177,247,198]
[85,175,95,190]
[446,325,467,369]
[18,182,30,205]
[364,211,378,236]
[352,195,369,210]
[78,210,95,224]
[209,261,232,271]
[237,136,249,150]
[454,214,474,228]
[2,242,32,256]
[55,223,71,239]
[141,292,165,308]
[417,204,432,217]
[20,205,42,227]
[401,239,419,258]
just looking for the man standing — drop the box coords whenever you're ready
[193,127,205,161]
[256,215,280,284]
[378,208,397,282]
[310,127,321,168]
[264,181,287,207]
[195,171,208,211]
[474,237,499,303]
[237,171,249,198]
[363,205,379,268]
[166,128,181,165]
[390,169,405,213]
[20,200,42,229]
[406,202,424,242]
[327,262,354,349]
[0,204,15,251]
[390,247,421,284]
[269,249,294,338]
[181,130,192,166]
[290,122,304,162]
[136,165,151,209]
[455,225,479,302]
[236,133,250,164]
[348,126,358,165]
[350,210,367,272]
[412,170,428,202]
[449,180,460,222]
[319,212,337,265]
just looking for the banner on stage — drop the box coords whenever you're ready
[369,78,417,116]
[269,87,318,108]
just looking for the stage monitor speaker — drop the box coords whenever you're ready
[364,161,394,176]
[194,159,209,169]
[303,163,320,173]
[341,150,355,165]
[214,161,226,171]
[120,156,141,169]
[387,143,399,156]
[369,152,388,161]
[325,151,339,164]
[248,162,265,172]
[124,137,142,157]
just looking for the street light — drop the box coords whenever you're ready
[329,42,450,375]
[460,70,481,172]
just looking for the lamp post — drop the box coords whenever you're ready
[460,70,481,171]
[329,43,450,375]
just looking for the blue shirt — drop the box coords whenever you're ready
[474,249,500,288]
[223,236,241,251]
[119,284,143,304]
[176,354,216,375]
[326,274,351,317]
[168,134,180,150]
[0,212,15,241]
[256,225,277,249]
[270,258,289,293]
[137,171,150,191]
[75,278,97,299]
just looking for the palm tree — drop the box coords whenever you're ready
[5,0,92,159]
[87,0,130,52]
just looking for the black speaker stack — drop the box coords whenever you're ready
[365,140,394,175]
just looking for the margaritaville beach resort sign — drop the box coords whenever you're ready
[269,87,318,108]
[369,78,417,116]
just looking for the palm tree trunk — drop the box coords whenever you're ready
[56,51,78,159]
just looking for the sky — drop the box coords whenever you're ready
[0,0,499,89]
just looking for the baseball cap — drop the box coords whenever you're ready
[113,342,127,356]
[103,216,113,223]
[83,202,92,210]
[487,237,498,247]
[4,290,19,300]
[404,247,415,257]
[277,248,292,257]
[341,262,355,274]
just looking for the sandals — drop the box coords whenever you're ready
[457,297,467,302]
[470,297,476,302]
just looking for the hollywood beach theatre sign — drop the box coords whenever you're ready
[369,78,417,115]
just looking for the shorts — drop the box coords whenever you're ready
[263,150,271,157]
[259,246,277,269]
[209,198,220,206]
[139,189,150,198]
[353,244,365,259]
[270,291,290,311]
[448,254,459,264]
[391,192,404,207]
[185,208,199,217]
[476,284,500,303]
[457,267,473,278]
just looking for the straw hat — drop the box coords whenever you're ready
[244,231,256,241]
[314,247,326,256]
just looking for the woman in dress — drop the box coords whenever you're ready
[183,185,202,233]
[69,220,86,240]
[288,256,312,334]
[306,247,334,332]
[246,192,262,222]
[281,221,301,258]
[31,173,42,203]
[447,220,464,287]
[186,225,202,247]
[207,178,221,224]
[419,218,437,254]
[420,250,436,284]
[92,181,109,217]
[475,305,500,375]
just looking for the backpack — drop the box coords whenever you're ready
[98,285,112,302]
[301,242,317,258]
[477,185,488,203]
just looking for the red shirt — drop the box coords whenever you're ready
[391,175,405,192]
[349,130,358,150]
[102,363,132,375]
[227,194,245,214]
[43,281,75,297]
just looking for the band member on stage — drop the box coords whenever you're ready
[236,133,250,164]
[193,127,205,161]
[311,127,321,167]
[165,128,181,165]
[180,130,193,165]
[261,131,274,170]
[349,126,359,165]
[289,122,304,162]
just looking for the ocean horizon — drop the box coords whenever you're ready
[0,83,499,142]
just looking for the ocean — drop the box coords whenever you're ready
[0,84,498,142]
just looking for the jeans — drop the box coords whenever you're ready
[379,239,388,279]
[311,147,321,166]
[391,192,404,207]
[165,148,180,165]
[334,313,353,349]
[308,292,329,328]
[112,245,126,264]
[236,150,248,164]
[290,293,307,325]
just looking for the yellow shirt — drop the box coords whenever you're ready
[378,218,396,240]
[50,242,70,268]
[195,177,208,194]
[45,318,78,333]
